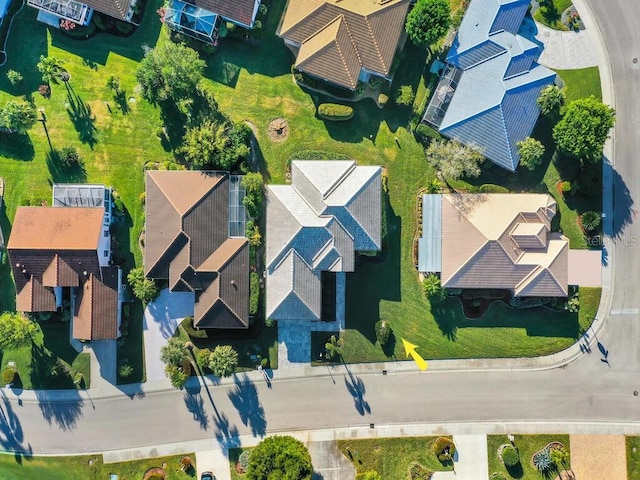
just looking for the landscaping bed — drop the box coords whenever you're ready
[488,434,571,479]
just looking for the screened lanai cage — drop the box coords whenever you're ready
[27,0,91,24]
[164,0,220,43]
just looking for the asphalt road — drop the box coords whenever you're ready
[1,0,638,455]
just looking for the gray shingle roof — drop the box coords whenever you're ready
[266,160,381,321]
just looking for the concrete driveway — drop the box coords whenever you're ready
[535,22,602,69]
[143,288,194,381]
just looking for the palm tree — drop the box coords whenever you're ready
[160,337,189,366]
[324,335,344,362]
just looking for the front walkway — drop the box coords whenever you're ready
[143,288,194,381]
[309,441,356,480]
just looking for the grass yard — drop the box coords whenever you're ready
[557,67,602,103]
[627,436,640,479]
[1,321,90,389]
[0,452,195,480]
[336,437,452,480]
[487,434,571,479]
[533,0,574,30]
[229,447,252,479]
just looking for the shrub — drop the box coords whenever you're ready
[395,85,415,106]
[415,123,442,144]
[368,77,382,89]
[254,20,262,29]
[377,93,389,107]
[196,348,212,369]
[433,437,455,462]
[139,192,146,204]
[423,273,446,304]
[238,450,251,472]
[360,471,382,480]
[317,103,354,121]
[2,368,15,385]
[118,361,134,378]
[259,3,268,14]
[38,84,51,97]
[58,146,84,169]
[479,184,509,193]
[560,180,572,193]
[408,461,432,480]
[533,448,554,472]
[6,70,23,87]
[374,320,392,346]
[581,211,601,232]
[501,445,519,466]
[490,474,507,480]
[565,291,579,313]
[265,318,276,328]
[250,271,260,315]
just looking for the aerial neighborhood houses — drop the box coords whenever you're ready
[7,184,122,341]
[424,0,555,171]
[278,0,410,90]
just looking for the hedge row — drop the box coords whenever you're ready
[317,103,354,121]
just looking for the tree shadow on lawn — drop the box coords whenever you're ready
[45,149,87,184]
[0,133,35,161]
[228,373,266,438]
[431,298,580,342]
[345,199,401,344]
[65,82,98,149]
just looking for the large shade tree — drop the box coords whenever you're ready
[425,139,484,182]
[405,0,451,49]
[136,42,206,105]
[553,96,615,162]
[246,436,313,480]
[0,312,38,350]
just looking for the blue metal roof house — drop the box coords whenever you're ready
[423,0,555,171]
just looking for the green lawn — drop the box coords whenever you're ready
[2,321,90,389]
[557,67,602,103]
[627,436,640,480]
[336,437,452,479]
[533,0,574,30]
[487,434,571,479]
[0,452,195,480]
[229,447,252,480]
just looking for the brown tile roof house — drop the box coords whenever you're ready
[278,0,410,90]
[7,207,119,340]
[437,193,569,296]
[145,171,250,329]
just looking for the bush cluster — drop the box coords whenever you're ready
[374,320,392,347]
[479,184,509,193]
[433,437,456,462]
[317,103,354,121]
[501,445,519,466]
[249,272,260,316]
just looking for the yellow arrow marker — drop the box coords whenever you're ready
[402,339,428,371]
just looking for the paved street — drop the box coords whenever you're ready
[0,4,636,479]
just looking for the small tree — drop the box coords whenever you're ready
[246,222,262,247]
[195,348,212,370]
[118,362,134,379]
[537,85,565,116]
[564,290,579,313]
[37,55,65,83]
[517,137,545,170]
[375,320,392,346]
[405,0,451,49]
[6,70,23,87]
[58,146,84,169]
[395,85,415,106]
[208,345,238,377]
[324,334,344,362]
[165,363,189,389]
[127,267,159,303]
[423,273,446,303]
[0,100,37,134]
[0,312,38,350]
[553,96,615,162]
[105,75,121,93]
[426,140,484,183]
[160,337,189,366]
[581,211,601,232]
[246,436,313,480]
